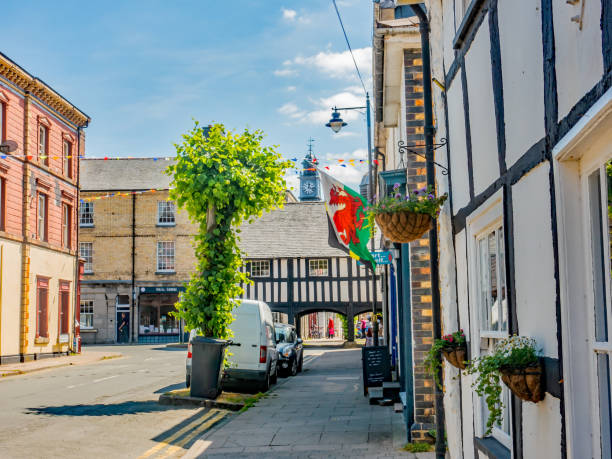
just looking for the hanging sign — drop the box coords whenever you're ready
[372,251,393,265]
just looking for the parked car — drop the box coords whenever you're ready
[274,323,303,377]
[186,300,278,393]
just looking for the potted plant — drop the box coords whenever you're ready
[367,184,447,243]
[465,336,544,435]
[424,330,467,389]
[168,122,291,399]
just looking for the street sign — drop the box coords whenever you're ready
[372,251,393,265]
[139,286,185,294]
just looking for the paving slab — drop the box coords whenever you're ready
[187,347,435,458]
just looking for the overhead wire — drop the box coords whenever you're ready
[331,0,367,95]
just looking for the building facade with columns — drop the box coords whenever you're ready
[0,52,89,364]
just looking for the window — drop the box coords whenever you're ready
[36,277,49,338]
[79,202,94,226]
[309,259,328,276]
[250,260,270,277]
[0,102,5,142]
[59,281,70,335]
[62,203,71,249]
[157,201,176,225]
[63,140,72,178]
[0,177,5,232]
[80,242,93,273]
[37,193,47,241]
[39,125,49,166]
[80,300,94,329]
[588,163,612,455]
[157,241,175,272]
[469,202,511,448]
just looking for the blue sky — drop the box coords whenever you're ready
[1,0,372,190]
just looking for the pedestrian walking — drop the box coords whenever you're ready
[356,320,362,338]
[328,317,335,339]
[365,328,373,347]
[360,318,367,338]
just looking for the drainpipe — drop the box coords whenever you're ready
[131,193,136,343]
[73,125,82,353]
[411,5,445,459]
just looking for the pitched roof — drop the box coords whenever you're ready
[80,158,174,191]
[238,202,345,259]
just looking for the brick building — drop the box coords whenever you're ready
[372,4,435,442]
[0,53,89,364]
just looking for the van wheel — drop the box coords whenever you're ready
[270,368,277,385]
[297,355,303,373]
[261,371,270,392]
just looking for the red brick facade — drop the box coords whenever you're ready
[0,54,89,363]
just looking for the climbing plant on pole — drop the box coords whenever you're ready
[167,122,292,338]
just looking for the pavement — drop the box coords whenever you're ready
[186,346,434,459]
[0,344,220,459]
[0,348,123,377]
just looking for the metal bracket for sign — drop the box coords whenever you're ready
[397,139,449,175]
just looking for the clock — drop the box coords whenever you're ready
[302,181,315,195]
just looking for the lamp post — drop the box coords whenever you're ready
[326,92,379,346]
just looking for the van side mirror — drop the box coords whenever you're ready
[296,338,303,344]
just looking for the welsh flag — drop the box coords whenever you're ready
[318,168,376,271]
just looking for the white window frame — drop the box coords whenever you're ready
[62,203,71,249]
[250,260,270,278]
[79,202,94,227]
[309,259,328,276]
[157,241,175,273]
[80,300,94,329]
[63,140,72,178]
[37,193,47,241]
[554,89,612,458]
[466,190,512,450]
[38,125,47,158]
[79,242,93,273]
[157,200,176,226]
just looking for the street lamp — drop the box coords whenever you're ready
[325,110,347,133]
[325,93,379,346]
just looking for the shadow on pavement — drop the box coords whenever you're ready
[155,382,187,394]
[25,400,187,416]
[151,347,186,352]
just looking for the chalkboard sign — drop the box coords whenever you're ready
[362,346,391,395]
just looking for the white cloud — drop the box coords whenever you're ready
[277,102,304,119]
[274,68,298,77]
[282,8,297,21]
[285,47,372,81]
[286,86,297,92]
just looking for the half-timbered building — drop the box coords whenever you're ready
[408,0,612,457]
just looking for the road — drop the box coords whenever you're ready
[0,344,323,459]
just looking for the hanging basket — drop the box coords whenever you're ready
[500,362,544,403]
[375,210,432,243]
[442,346,467,370]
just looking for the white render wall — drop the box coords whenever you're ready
[498,0,545,166]
[512,163,558,358]
[446,79,470,210]
[553,0,604,121]
[464,16,499,195]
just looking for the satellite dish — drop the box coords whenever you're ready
[0,140,18,154]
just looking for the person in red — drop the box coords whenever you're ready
[328,317,335,339]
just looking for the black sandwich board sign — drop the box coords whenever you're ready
[362,346,391,396]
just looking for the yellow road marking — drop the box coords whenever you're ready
[158,411,228,458]
[137,409,218,459]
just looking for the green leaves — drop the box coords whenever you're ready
[167,122,291,338]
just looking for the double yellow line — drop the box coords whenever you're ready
[138,409,227,459]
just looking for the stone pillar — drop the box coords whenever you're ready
[346,303,355,342]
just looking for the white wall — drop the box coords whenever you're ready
[464,15,500,195]
[498,0,545,166]
[553,0,604,121]
[512,163,558,357]
[447,79,471,211]
[0,240,22,356]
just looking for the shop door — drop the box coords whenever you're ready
[117,311,130,343]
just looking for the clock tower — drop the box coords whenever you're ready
[298,138,321,202]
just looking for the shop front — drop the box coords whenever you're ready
[137,286,185,344]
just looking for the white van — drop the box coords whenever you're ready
[222,300,278,392]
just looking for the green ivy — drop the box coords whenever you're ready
[424,330,466,389]
[465,336,539,435]
[167,122,292,338]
